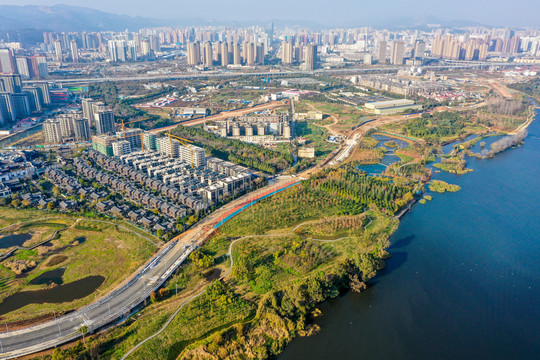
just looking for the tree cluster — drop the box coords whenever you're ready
[172,126,293,173]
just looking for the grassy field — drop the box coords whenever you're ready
[0,208,157,323]
[295,121,338,157]
[44,169,403,360]
[303,101,368,134]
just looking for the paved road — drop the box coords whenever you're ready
[0,176,299,359]
[0,239,194,359]
[21,62,517,86]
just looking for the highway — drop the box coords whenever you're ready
[21,61,519,86]
[0,239,195,359]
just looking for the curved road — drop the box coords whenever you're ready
[0,229,187,359]
[0,176,303,359]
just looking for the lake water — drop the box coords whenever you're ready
[0,233,32,249]
[0,275,105,316]
[357,136,404,175]
[280,111,540,359]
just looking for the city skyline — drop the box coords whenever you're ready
[0,1,539,28]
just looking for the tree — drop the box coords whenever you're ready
[47,202,56,210]
[11,199,20,208]
[78,325,88,340]
[156,229,164,238]
[52,186,61,198]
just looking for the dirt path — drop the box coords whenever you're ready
[121,214,372,359]
[304,103,343,137]
[509,105,536,135]
[488,81,513,99]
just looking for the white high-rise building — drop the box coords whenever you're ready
[54,40,63,62]
[70,40,79,63]
[390,41,405,65]
[112,140,131,156]
[157,137,179,157]
[43,119,63,144]
[179,144,206,167]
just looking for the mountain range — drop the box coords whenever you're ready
[0,4,490,33]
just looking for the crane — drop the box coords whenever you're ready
[121,131,145,151]
[165,132,195,168]
[118,118,151,139]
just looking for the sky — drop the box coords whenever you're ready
[0,0,539,27]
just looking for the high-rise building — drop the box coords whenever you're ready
[0,74,23,93]
[54,40,63,62]
[35,83,51,106]
[127,40,137,61]
[220,42,229,66]
[81,98,97,126]
[245,42,255,66]
[92,134,117,156]
[122,128,143,149]
[73,117,91,141]
[31,56,48,79]
[413,40,426,59]
[143,132,157,150]
[94,109,115,135]
[233,43,241,65]
[378,40,387,63]
[116,41,127,62]
[390,41,405,65]
[179,144,206,167]
[112,140,131,157]
[256,44,265,65]
[157,137,179,157]
[149,35,160,52]
[57,113,75,137]
[282,41,294,64]
[0,93,16,124]
[16,57,31,79]
[187,41,201,65]
[70,40,79,63]
[43,119,63,144]
[11,94,31,119]
[108,40,118,62]
[23,87,42,112]
[304,44,317,70]
[203,42,213,67]
[431,35,444,58]
[0,49,17,74]
[141,38,151,56]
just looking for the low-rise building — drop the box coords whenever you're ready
[364,99,422,115]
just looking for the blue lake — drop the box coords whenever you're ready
[280,110,540,359]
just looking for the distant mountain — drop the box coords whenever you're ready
[355,15,489,30]
[0,4,163,32]
[0,4,491,34]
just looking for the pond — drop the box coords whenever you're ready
[371,135,409,151]
[357,154,401,176]
[28,268,66,286]
[0,233,32,249]
[0,275,105,316]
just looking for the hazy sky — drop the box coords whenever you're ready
[1,0,539,27]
